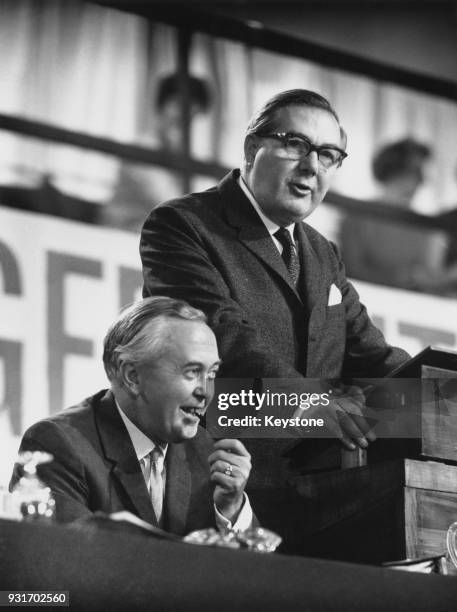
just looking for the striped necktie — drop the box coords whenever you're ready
[142,447,164,525]
[274,227,300,286]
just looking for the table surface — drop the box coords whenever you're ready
[1,518,456,612]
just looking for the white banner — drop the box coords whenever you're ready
[1,205,456,485]
[353,280,457,357]
[0,206,142,485]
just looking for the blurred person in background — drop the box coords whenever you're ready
[101,73,212,233]
[340,138,450,293]
[434,162,457,296]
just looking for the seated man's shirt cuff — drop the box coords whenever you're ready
[214,493,253,532]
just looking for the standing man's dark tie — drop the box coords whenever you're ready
[274,227,300,286]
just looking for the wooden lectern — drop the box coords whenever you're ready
[287,347,457,567]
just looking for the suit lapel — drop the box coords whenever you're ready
[219,170,303,302]
[295,221,325,312]
[95,391,157,525]
[164,442,191,535]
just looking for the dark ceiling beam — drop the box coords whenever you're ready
[92,1,456,101]
[0,113,228,178]
[3,111,455,232]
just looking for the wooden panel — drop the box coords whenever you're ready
[414,489,457,556]
[291,459,457,565]
[292,460,405,533]
[420,369,457,462]
[290,460,408,562]
[404,459,457,493]
[404,487,418,558]
[302,494,406,564]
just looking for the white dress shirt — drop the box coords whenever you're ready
[116,403,252,532]
[237,175,296,251]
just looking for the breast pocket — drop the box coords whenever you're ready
[325,303,345,321]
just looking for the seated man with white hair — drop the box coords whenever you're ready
[10,296,253,535]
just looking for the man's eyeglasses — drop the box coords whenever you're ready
[259,132,347,169]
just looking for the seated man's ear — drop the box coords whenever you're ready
[119,361,141,397]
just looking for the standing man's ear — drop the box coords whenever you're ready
[243,135,260,170]
[119,361,140,397]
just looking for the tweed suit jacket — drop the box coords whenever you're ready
[10,390,215,535]
[141,169,409,380]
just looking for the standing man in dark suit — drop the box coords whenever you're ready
[11,297,253,535]
[140,89,409,452]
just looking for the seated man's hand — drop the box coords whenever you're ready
[208,439,251,523]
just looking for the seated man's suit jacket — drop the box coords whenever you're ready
[10,390,215,535]
[140,169,409,381]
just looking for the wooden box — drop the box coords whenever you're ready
[389,347,457,463]
[419,365,457,462]
[290,458,457,570]
[286,348,457,473]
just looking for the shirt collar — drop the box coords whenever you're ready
[115,400,167,462]
[237,175,295,243]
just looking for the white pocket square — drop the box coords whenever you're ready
[328,284,342,306]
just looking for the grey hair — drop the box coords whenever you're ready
[103,296,207,383]
[245,89,347,150]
